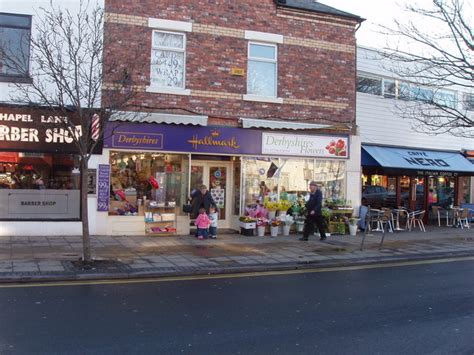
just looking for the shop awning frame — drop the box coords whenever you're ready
[362,145,474,176]
[110,111,208,126]
[239,117,333,130]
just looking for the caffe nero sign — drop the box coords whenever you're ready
[0,106,83,153]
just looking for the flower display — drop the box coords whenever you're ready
[291,198,307,216]
[245,204,268,219]
[280,214,294,226]
[270,218,282,227]
[239,216,257,223]
[278,199,293,212]
[256,217,269,226]
[264,200,279,211]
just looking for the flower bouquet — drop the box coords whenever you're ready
[256,217,268,237]
[278,200,293,215]
[281,214,294,236]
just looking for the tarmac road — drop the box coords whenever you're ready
[0,258,473,355]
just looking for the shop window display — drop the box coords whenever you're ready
[0,152,80,220]
[109,152,185,217]
[242,157,347,209]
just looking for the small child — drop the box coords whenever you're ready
[208,206,218,239]
[194,207,211,240]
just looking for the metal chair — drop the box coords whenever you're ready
[380,208,394,233]
[431,206,442,227]
[455,208,471,229]
[408,210,426,232]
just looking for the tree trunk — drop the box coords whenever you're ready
[81,157,92,262]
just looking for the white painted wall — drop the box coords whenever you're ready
[346,134,362,216]
[0,0,105,104]
[357,46,474,151]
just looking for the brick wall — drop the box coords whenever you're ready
[103,0,359,126]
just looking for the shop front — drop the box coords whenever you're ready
[0,105,84,236]
[101,121,356,236]
[361,145,474,223]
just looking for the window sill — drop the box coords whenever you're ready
[243,94,283,104]
[146,86,191,96]
[0,75,33,84]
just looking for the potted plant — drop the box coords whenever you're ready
[347,217,360,236]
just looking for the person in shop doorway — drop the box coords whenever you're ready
[190,184,217,218]
[208,206,218,239]
[194,207,211,240]
[299,181,327,241]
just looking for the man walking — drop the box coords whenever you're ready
[299,181,327,241]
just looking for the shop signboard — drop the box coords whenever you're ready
[97,164,110,211]
[104,122,261,155]
[104,122,350,158]
[0,189,80,219]
[0,105,102,153]
[262,133,349,159]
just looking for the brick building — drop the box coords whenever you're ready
[97,0,364,236]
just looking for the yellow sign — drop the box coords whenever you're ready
[231,68,245,76]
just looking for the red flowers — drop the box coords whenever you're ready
[325,139,347,157]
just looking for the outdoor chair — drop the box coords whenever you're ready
[408,210,426,232]
[431,206,442,227]
[379,208,394,233]
[455,208,471,229]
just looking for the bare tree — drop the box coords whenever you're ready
[380,0,473,137]
[3,0,136,262]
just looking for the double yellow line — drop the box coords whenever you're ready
[1,255,473,289]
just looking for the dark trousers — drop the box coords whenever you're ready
[303,214,327,239]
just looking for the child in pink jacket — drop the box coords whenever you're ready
[195,208,211,240]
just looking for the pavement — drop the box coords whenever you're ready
[0,225,473,283]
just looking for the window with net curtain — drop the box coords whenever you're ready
[150,30,186,89]
[247,43,277,97]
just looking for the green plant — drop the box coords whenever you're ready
[348,217,359,226]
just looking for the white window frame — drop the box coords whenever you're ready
[246,41,279,100]
[148,29,189,95]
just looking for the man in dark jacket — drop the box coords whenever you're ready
[299,181,327,241]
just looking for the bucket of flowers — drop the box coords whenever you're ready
[278,200,293,217]
[256,217,268,237]
[264,200,278,219]
[281,214,294,236]
[270,218,281,237]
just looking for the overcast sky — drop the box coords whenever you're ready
[321,0,434,49]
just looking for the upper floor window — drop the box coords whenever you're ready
[357,76,382,96]
[463,93,474,111]
[247,42,277,97]
[0,13,31,82]
[150,30,186,89]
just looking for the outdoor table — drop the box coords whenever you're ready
[392,209,406,231]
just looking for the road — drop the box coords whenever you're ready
[0,259,473,355]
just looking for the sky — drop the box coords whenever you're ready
[320,0,434,49]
